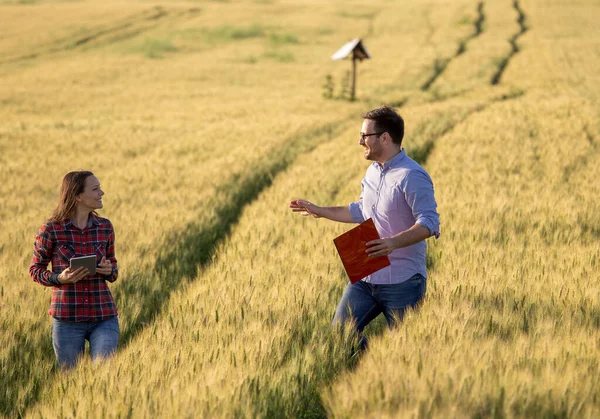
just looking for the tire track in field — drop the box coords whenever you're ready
[421,1,485,91]
[0,7,200,65]
[410,89,524,165]
[490,0,528,85]
[369,4,480,105]
[245,308,347,418]
[114,115,357,347]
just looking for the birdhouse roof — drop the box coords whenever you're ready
[331,38,371,61]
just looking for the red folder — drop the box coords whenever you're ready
[333,218,391,283]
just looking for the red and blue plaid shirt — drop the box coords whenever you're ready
[29,214,118,322]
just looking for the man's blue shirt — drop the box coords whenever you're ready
[348,149,440,284]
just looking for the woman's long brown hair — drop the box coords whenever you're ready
[50,171,95,222]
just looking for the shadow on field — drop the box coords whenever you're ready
[244,302,426,417]
[245,308,356,418]
[116,117,353,346]
[117,165,289,345]
[0,323,55,417]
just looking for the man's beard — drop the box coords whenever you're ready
[364,144,382,161]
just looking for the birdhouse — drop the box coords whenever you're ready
[331,38,371,100]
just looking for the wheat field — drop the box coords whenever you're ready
[1,0,599,417]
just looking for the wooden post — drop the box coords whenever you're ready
[351,53,357,101]
[331,39,370,101]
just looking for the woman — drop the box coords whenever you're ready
[29,171,119,368]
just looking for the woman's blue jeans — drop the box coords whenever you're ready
[332,273,427,350]
[52,317,120,368]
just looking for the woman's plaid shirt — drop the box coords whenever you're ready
[29,214,118,322]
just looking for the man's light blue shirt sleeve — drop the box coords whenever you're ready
[403,170,440,238]
[348,181,366,223]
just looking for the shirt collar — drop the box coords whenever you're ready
[377,148,406,171]
[64,213,100,229]
[89,213,101,226]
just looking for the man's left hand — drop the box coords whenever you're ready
[365,238,396,257]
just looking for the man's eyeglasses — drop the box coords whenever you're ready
[359,132,385,142]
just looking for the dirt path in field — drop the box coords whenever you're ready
[421,1,485,91]
[491,0,528,84]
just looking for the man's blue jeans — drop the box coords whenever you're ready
[52,317,120,368]
[332,273,427,349]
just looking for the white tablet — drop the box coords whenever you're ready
[69,255,97,275]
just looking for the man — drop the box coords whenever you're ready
[290,106,440,350]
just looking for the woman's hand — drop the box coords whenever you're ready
[96,256,113,276]
[58,267,88,284]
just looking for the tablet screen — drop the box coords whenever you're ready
[69,255,97,275]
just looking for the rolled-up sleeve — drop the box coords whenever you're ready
[348,180,366,223]
[105,222,118,283]
[403,170,440,238]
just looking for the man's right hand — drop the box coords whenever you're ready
[290,199,322,218]
[58,267,88,284]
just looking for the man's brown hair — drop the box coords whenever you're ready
[362,106,405,146]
